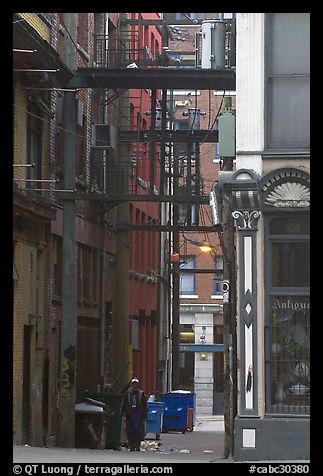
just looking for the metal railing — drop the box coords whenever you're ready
[94,35,153,68]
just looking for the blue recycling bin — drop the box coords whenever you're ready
[146,401,165,439]
[161,391,196,433]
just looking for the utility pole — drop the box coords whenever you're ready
[171,223,180,389]
[171,139,180,390]
[222,186,234,458]
[218,96,236,458]
[58,13,77,447]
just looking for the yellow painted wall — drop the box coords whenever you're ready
[13,240,46,444]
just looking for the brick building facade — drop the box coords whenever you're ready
[13,12,163,447]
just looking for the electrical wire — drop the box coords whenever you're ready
[172,90,225,167]
[14,17,223,200]
[184,88,198,135]
[13,87,223,172]
[13,102,90,142]
[187,90,226,158]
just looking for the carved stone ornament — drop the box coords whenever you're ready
[265,182,310,208]
[260,168,310,209]
[232,210,260,230]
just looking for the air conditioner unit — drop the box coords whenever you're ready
[92,124,117,149]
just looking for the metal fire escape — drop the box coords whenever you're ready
[57,14,236,394]
[58,16,236,234]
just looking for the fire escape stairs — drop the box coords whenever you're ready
[64,18,236,232]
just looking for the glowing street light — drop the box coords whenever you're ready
[187,239,213,253]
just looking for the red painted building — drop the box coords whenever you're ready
[127,13,162,394]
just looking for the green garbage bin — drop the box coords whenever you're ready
[75,400,109,449]
[84,390,123,448]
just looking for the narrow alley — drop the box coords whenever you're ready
[13,12,310,465]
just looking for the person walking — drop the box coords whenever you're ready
[121,377,148,451]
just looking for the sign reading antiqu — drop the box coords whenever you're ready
[272,298,310,311]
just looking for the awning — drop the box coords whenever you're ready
[180,343,224,352]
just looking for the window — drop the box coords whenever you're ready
[213,255,224,296]
[180,256,196,295]
[271,242,310,288]
[265,214,310,414]
[78,245,99,306]
[265,13,310,151]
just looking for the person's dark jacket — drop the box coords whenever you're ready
[121,389,148,420]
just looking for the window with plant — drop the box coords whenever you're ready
[265,215,310,414]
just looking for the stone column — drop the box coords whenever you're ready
[232,209,260,416]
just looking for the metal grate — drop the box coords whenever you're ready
[270,296,310,414]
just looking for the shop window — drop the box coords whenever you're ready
[265,214,310,414]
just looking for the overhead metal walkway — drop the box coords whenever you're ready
[68,67,235,90]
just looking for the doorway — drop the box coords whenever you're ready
[213,324,224,414]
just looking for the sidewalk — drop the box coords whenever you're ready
[13,415,227,463]
[145,414,225,457]
[194,414,224,432]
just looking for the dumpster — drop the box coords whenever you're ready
[146,401,165,439]
[75,398,109,449]
[161,391,196,433]
[84,390,123,448]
